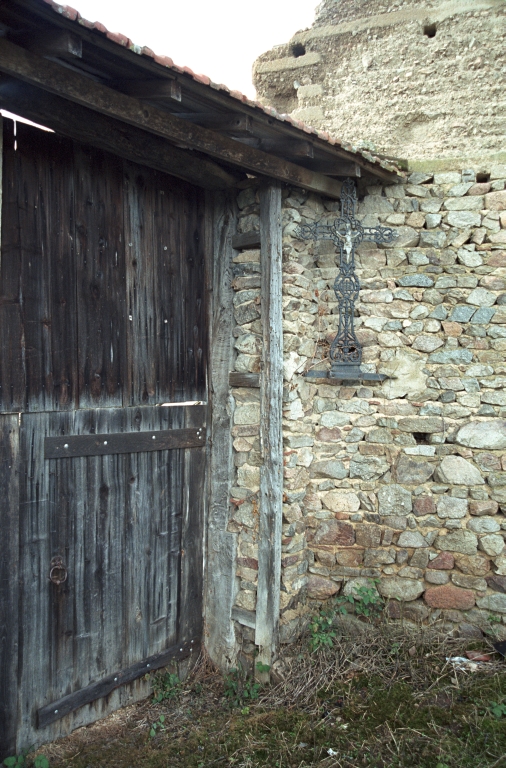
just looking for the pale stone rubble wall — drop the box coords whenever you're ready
[253,0,506,164]
[229,164,506,651]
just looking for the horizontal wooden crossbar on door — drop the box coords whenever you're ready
[44,427,205,458]
[37,639,199,728]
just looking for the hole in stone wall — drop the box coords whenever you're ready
[423,23,437,38]
[413,432,431,445]
[476,172,490,182]
[291,43,306,58]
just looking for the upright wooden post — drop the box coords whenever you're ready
[204,190,239,668]
[255,183,283,678]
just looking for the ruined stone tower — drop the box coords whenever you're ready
[253,0,506,167]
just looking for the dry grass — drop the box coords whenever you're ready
[264,618,503,712]
[29,618,506,768]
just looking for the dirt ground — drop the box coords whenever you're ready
[25,620,506,768]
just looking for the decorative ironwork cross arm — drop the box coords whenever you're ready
[294,179,398,381]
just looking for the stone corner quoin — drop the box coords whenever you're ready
[228,161,506,649]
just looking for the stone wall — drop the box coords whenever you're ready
[229,163,506,648]
[253,0,506,165]
[226,189,262,658]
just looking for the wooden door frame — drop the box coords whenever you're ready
[0,116,208,756]
[204,183,284,674]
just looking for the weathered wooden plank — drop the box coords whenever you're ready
[182,181,209,400]
[0,78,241,190]
[17,412,52,749]
[182,113,253,136]
[70,429,99,723]
[15,405,204,750]
[178,405,206,644]
[26,125,76,411]
[47,411,77,731]
[231,231,261,250]
[0,415,20,759]
[17,29,83,59]
[44,427,205,458]
[0,39,345,198]
[74,143,126,408]
[117,78,181,101]
[204,191,239,668]
[0,120,77,412]
[124,434,161,666]
[124,163,167,404]
[229,372,260,388]
[255,184,284,681]
[260,138,314,158]
[177,206,209,647]
[301,159,362,177]
[37,639,196,728]
[0,114,2,254]
[0,119,25,411]
[146,444,179,650]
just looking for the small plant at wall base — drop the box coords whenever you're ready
[309,581,384,652]
[149,670,182,703]
[337,581,384,619]
[309,602,340,652]
[149,714,166,739]
[485,614,503,637]
[3,755,49,768]
[490,699,506,719]
[223,662,270,708]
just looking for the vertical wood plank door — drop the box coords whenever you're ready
[0,120,207,757]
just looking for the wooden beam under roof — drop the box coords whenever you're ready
[298,159,362,177]
[4,0,401,183]
[235,137,315,158]
[0,77,242,190]
[117,78,182,102]
[176,113,254,135]
[0,38,344,199]
[12,29,83,60]
[260,138,314,158]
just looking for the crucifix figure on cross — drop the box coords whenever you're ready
[295,178,398,380]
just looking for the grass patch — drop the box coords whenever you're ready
[34,620,506,768]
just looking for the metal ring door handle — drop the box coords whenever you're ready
[49,556,68,585]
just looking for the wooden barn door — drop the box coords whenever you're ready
[0,119,207,755]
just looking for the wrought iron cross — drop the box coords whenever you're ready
[295,178,397,380]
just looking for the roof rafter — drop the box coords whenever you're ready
[0,38,347,198]
[2,0,403,184]
[0,76,243,190]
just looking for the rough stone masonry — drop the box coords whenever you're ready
[229,164,506,651]
[253,0,506,165]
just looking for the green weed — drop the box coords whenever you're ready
[310,580,384,652]
[489,699,506,718]
[33,759,49,768]
[3,757,27,768]
[23,626,506,768]
[149,671,181,704]
[148,713,166,739]
[309,603,339,651]
[3,753,49,768]
[223,662,270,707]
[337,580,384,619]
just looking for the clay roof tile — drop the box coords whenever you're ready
[38,0,403,176]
